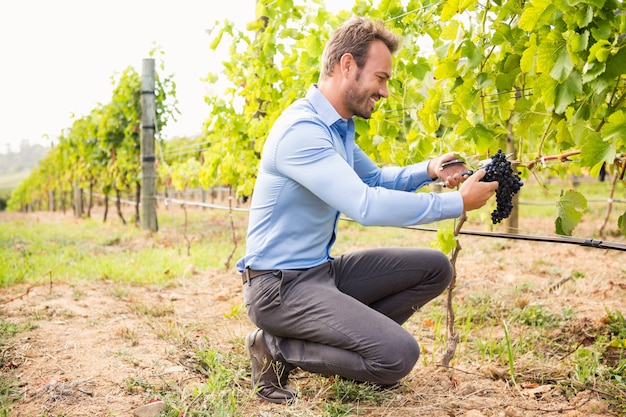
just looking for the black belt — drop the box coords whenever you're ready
[242,268,276,285]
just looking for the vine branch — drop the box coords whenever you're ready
[441,211,467,367]
[520,150,581,169]
[598,162,620,238]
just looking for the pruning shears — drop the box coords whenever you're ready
[440,153,514,174]
[436,153,514,185]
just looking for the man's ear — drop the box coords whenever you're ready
[339,53,354,78]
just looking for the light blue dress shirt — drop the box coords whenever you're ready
[237,85,464,272]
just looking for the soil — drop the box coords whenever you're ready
[1,211,625,417]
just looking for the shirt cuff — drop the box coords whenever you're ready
[426,160,438,181]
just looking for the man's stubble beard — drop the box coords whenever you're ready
[343,69,374,120]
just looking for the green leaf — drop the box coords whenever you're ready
[580,131,616,176]
[418,89,442,134]
[406,57,430,80]
[582,61,606,83]
[567,30,589,53]
[457,123,494,154]
[555,119,575,149]
[519,0,553,31]
[495,71,517,92]
[503,54,521,73]
[430,223,456,255]
[602,110,626,143]
[477,72,492,90]
[574,5,594,27]
[441,0,461,21]
[520,33,538,73]
[434,60,459,81]
[566,0,606,8]
[555,190,587,236]
[591,18,612,40]
[209,29,224,50]
[588,39,612,63]
[550,44,574,82]
[618,209,626,238]
[441,21,460,40]
[554,72,582,114]
[462,40,483,69]
[605,47,626,78]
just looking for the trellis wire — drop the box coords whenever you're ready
[97,192,626,252]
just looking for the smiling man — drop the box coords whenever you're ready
[237,17,498,404]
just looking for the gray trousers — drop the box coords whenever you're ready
[243,247,453,385]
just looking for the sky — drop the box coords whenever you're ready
[0,0,353,155]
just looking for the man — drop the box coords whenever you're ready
[236,17,498,404]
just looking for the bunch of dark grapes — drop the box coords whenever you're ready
[480,149,524,224]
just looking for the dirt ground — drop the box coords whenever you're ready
[1,211,625,417]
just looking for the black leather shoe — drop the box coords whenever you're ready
[246,329,297,404]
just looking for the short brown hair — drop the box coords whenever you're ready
[321,17,400,79]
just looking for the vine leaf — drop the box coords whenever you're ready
[457,122,493,154]
[580,130,616,176]
[555,190,587,236]
[431,223,456,255]
[551,45,574,82]
[519,0,553,32]
[588,39,612,63]
[554,72,583,114]
[619,210,626,237]
[602,110,626,143]
[521,33,538,73]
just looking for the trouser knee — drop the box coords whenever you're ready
[433,250,454,290]
[373,336,420,384]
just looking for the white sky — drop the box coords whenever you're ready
[0,0,353,154]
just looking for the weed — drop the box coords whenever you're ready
[124,376,156,395]
[72,288,85,301]
[109,285,130,299]
[223,302,245,319]
[605,309,626,339]
[512,304,559,327]
[186,347,242,416]
[0,319,34,415]
[502,320,516,385]
[325,378,388,404]
[571,347,602,385]
[117,326,139,346]
[320,401,355,417]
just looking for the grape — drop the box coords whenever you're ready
[480,149,524,224]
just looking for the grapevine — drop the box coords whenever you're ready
[481,150,524,224]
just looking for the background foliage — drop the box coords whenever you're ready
[7,0,626,236]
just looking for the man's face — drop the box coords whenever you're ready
[343,40,392,119]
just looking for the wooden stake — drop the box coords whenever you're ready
[140,58,158,232]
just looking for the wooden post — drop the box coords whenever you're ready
[74,181,83,218]
[140,58,158,232]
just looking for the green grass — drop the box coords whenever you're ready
[0,209,248,287]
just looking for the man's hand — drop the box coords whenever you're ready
[458,169,499,211]
[429,153,471,188]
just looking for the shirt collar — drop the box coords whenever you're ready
[307,84,346,127]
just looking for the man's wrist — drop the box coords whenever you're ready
[427,160,438,181]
